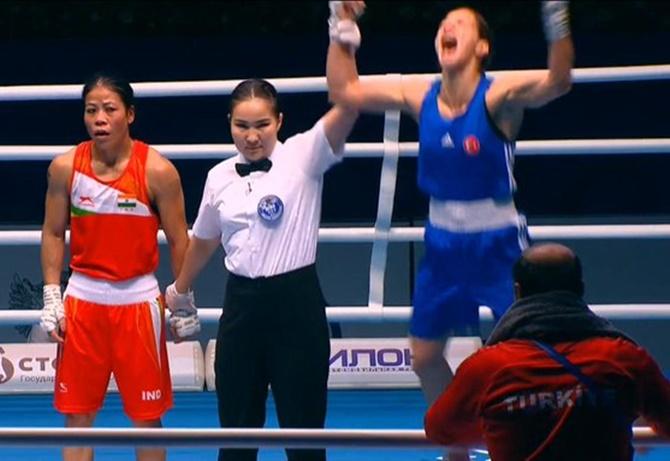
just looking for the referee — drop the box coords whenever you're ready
[166,78,358,461]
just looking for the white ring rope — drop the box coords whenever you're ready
[1,138,670,161]
[0,426,662,448]
[2,305,670,326]
[0,64,668,101]
[2,225,670,247]
[0,428,431,449]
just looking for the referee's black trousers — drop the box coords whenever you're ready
[215,264,331,461]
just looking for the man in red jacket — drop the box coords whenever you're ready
[425,243,670,460]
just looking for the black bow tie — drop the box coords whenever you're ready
[235,158,273,177]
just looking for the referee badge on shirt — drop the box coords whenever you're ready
[257,195,284,222]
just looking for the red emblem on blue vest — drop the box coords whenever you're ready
[463,135,480,156]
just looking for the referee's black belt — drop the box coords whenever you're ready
[228,264,317,289]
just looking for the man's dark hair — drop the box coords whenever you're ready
[513,251,584,297]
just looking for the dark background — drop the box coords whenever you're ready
[1,1,669,226]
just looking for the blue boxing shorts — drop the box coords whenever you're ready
[410,220,528,339]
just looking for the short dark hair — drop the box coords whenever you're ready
[82,72,135,109]
[229,78,280,118]
[513,253,584,297]
[467,8,493,70]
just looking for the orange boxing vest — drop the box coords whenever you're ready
[68,140,159,281]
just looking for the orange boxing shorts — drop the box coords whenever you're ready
[54,295,173,421]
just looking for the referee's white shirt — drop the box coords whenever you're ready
[192,119,342,278]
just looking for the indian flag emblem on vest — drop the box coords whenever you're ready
[117,194,137,210]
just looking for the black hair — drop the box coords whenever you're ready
[229,78,280,118]
[513,253,585,297]
[82,72,135,109]
[471,8,493,70]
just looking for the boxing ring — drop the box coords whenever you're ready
[1,64,670,459]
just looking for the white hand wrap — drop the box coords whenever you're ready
[542,1,570,42]
[328,1,362,52]
[168,311,201,338]
[165,282,201,339]
[40,284,64,333]
[165,282,197,315]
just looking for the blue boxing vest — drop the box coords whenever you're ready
[418,76,516,201]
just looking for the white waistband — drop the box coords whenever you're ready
[429,198,520,232]
[65,272,160,305]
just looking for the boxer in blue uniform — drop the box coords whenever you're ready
[326,3,574,459]
[413,75,527,339]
